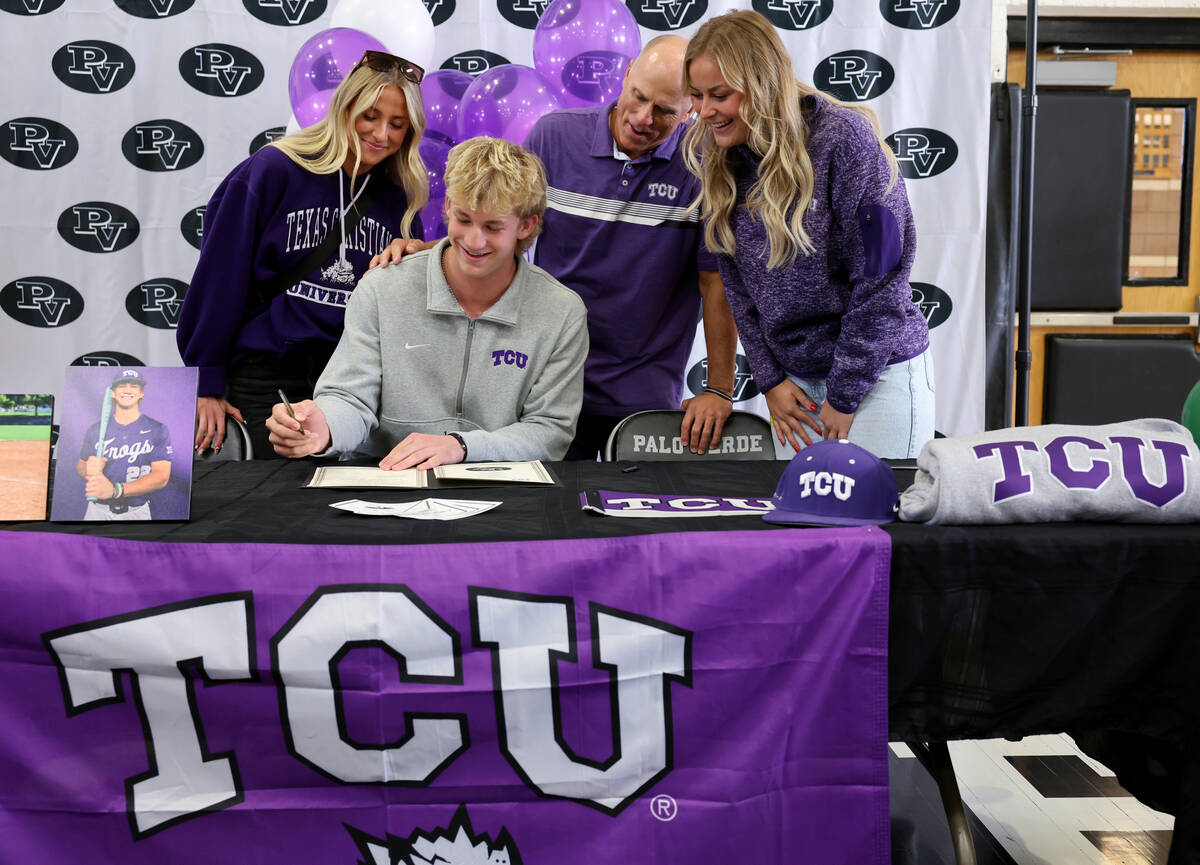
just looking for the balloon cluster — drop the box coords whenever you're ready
[286,0,435,129]
[284,0,641,238]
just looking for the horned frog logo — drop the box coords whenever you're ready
[348,805,522,865]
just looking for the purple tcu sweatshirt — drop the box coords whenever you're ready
[717,94,929,414]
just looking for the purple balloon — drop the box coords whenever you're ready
[288,27,387,128]
[418,136,450,238]
[457,65,564,146]
[420,69,473,147]
[533,0,641,109]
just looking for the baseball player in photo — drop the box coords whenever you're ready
[75,371,173,520]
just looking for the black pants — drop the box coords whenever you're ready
[226,344,334,460]
[565,412,624,461]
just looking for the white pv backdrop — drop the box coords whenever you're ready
[0,0,989,439]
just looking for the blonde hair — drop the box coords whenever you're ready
[682,10,898,269]
[443,137,547,255]
[272,62,428,237]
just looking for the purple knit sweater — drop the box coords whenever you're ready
[717,94,929,414]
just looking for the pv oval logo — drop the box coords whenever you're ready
[886,127,958,179]
[627,0,706,31]
[1,117,78,170]
[1,277,84,328]
[58,201,141,254]
[113,0,194,19]
[180,44,265,97]
[1,0,66,14]
[911,282,953,329]
[751,0,831,31]
[242,0,325,25]
[686,354,761,403]
[421,0,454,26]
[126,279,188,329]
[181,206,205,250]
[814,51,895,102]
[250,126,287,154]
[561,50,627,103]
[880,0,959,30]
[496,0,543,30]
[122,119,204,172]
[440,50,510,77]
[72,350,147,367]
[52,41,136,94]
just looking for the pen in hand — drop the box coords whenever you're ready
[278,389,298,424]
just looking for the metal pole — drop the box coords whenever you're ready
[1014,1,1038,426]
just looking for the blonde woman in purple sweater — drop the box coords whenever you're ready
[682,10,933,459]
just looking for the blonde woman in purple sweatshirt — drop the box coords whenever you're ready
[683,10,933,459]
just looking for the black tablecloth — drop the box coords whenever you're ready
[9,459,1200,862]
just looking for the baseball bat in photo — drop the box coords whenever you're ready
[86,387,113,503]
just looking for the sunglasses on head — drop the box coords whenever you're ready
[355,50,424,85]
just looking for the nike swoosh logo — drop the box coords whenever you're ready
[405,343,430,350]
[139,429,152,434]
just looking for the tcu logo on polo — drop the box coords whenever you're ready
[188,46,255,96]
[6,120,71,169]
[796,470,856,501]
[974,436,1192,507]
[492,349,528,369]
[648,183,678,200]
[44,586,691,837]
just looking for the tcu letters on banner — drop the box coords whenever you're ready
[3,528,892,863]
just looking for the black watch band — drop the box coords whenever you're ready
[446,432,468,461]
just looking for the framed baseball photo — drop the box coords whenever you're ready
[0,394,54,522]
[50,366,198,522]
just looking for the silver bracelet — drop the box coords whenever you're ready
[703,386,734,402]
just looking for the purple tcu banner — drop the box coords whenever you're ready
[2,528,890,864]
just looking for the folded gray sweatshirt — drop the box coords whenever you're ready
[899,418,1200,524]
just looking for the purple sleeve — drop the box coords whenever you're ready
[717,254,786,395]
[823,129,920,414]
[176,167,262,397]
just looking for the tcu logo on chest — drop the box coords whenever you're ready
[647,182,678,200]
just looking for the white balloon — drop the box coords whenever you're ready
[330,0,436,72]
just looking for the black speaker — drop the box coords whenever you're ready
[1030,91,1132,311]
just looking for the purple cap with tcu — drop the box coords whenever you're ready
[763,439,899,527]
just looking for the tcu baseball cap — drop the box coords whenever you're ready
[763,439,899,527]
[111,369,147,387]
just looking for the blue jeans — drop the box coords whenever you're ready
[787,346,936,459]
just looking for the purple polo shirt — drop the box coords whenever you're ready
[525,105,716,416]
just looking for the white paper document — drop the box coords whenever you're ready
[306,461,553,489]
[329,498,502,521]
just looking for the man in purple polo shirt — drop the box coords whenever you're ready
[524,35,737,460]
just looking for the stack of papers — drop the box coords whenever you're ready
[330,498,502,521]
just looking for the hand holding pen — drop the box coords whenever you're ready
[266,390,332,459]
